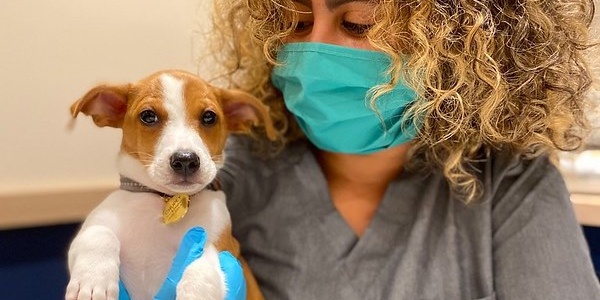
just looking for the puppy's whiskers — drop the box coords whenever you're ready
[128,151,154,165]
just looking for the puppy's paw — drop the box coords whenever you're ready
[176,245,226,300]
[65,261,119,300]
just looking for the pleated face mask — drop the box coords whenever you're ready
[271,42,418,154]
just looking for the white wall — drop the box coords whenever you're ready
[0,0,210,227]
[588,1,600,144]
[0,0,598,228]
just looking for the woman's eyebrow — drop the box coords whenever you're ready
[293,0,371,10]
[326,0,368,9]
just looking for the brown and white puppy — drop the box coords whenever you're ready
[66,70,271,300]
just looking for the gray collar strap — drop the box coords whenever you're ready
[119,176,219,197]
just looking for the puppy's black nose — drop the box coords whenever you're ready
[170,151,200,176]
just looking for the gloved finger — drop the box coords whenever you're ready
[118,279,131,300]
[154,227,207,300]
[219,251,247,300]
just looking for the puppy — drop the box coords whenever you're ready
[66,70,272,300]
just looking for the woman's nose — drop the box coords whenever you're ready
[305,21,344,45]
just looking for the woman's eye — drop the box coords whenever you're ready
[293,21,313,34]
[342,21,372,36]
[201,110,217,126]
[139,109,159,126]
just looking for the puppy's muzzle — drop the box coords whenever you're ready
[170,150,200,177]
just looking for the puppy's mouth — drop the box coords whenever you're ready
[165,167,217,192]
[166,178,205,193]
[174,179,196,185]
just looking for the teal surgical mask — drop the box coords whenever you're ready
[271,42,418,154]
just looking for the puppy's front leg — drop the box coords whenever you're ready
[66,225,120,300]
[176,244,226,300]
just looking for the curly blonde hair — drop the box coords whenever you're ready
[206,0,596,201]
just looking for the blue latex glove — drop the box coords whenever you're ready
[118,227,246,300]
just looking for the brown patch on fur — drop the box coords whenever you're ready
[120,94,167,163]
[214,227,264,300]
[213,225,240,255]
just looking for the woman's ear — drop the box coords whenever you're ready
[219,88,278,140]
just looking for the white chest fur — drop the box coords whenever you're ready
[74,189,230,299]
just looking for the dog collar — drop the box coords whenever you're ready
[119,176,220,224]
[119,176,220,195]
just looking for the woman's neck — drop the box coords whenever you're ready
[315,144,412,236]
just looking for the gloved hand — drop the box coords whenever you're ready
[118,227,247,300]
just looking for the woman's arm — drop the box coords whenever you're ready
[492,157,600,299]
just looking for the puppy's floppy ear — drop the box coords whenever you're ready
[70,84,131,128]
[219,89,278,141]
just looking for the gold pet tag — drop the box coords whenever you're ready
[162,194,190,224]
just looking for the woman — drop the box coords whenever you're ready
[208,0,600,299]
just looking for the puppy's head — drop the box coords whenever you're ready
[71,70,276,195]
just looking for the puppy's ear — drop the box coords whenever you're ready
[219,89,278,141]
[70,84,131,128]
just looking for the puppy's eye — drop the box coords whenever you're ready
[139,109,159,126]
[201,110,217,126]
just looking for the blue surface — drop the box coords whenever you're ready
[0,223,79,300]
[583,226,600,278]
[0,223,598,300]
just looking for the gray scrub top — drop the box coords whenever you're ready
[219,136,600,300]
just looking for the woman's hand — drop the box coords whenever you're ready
[118,227,246,300]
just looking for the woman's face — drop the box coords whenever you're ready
[286,0,377,49]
